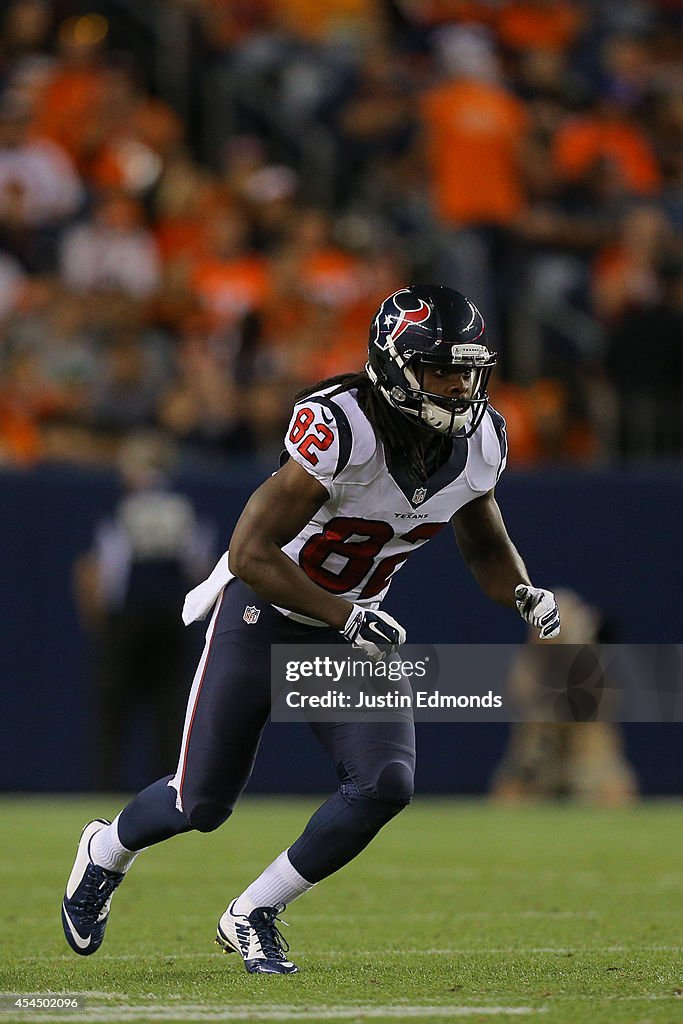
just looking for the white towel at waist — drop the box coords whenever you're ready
[182,551,233,625]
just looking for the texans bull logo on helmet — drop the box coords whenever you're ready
[381,290,432,346]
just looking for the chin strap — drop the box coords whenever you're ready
[365,361,380,387]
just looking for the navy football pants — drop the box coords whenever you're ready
[118,579,416,884]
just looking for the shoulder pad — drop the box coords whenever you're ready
[283,393,352,487]
[465,406,508,491]
[486,405,508,479]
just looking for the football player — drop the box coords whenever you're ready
[61,285,560,973]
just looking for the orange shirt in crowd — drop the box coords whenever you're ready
[274,0,379,41]
[591,245,661,323]
[260,246,400,382]
[0,351,65,465]
[492,382,544,465]
[496,2,583,54]
[301,249,374,375]
[34,68,107,168]
[192,256,271,326]
[299,249,362,307]
[494,380,597,465]
[260,247,365,380]
[155,219,211,266]
[0,406,42,464]
[421,79,528,226]
[553,115,661,195]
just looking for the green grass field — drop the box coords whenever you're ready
[1,797,681,1024]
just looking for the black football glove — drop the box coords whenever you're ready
[341,605,407,662]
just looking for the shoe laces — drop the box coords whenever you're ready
[74,867,122,923]
[249,904,290,960]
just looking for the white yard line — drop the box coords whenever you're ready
[1,993,677,1024]
[302,911,600,921]
[14,944,682,963]
[0,1005,545,1021]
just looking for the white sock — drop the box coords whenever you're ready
[90,814,142,873]
[232,851,315,914]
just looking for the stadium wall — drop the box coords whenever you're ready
[0,464,680,795]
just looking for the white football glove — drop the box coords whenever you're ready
[341,605,407,662]
[515,584,561,640]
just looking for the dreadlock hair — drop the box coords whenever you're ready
[294,370,451,483]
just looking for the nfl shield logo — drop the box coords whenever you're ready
[412,487,427,504]
[243,605,260,625]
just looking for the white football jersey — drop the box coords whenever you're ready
[277,385,507,624]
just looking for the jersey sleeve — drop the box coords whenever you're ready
[283,396,353,490]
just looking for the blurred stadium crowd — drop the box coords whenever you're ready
[0,0,681,471]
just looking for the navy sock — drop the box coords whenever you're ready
[117,775,192,850]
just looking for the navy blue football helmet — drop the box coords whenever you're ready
[366,285,496,437]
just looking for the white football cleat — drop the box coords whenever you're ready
[61,819,124,956]
[216,899,298,974]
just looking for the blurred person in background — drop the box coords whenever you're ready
[13,288,98,400]
[492,376,598,466]
[157,312,258,462]
[218,134,300,253]
[0,91,83,272]
[88,322,171,440]
[59,192,161,299]
[0,0,53,66]
[190,205,271,328]
[83,57,181,200]
[419,24,530,351]
[650,90,683,230]
[496,0,584,58]
[0,247,26,320]
[1,282,106,462]
[591,202,674,324]
[603,254,683,456]
[505,18,667,391]
[0,346,46,464]
[552,88,661,200]
[334,40,418,207]
[490,589,639,806]
[269,206,366,379]
[153,152,216,264]
[32,12,110,175]
[73,431,216,791]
